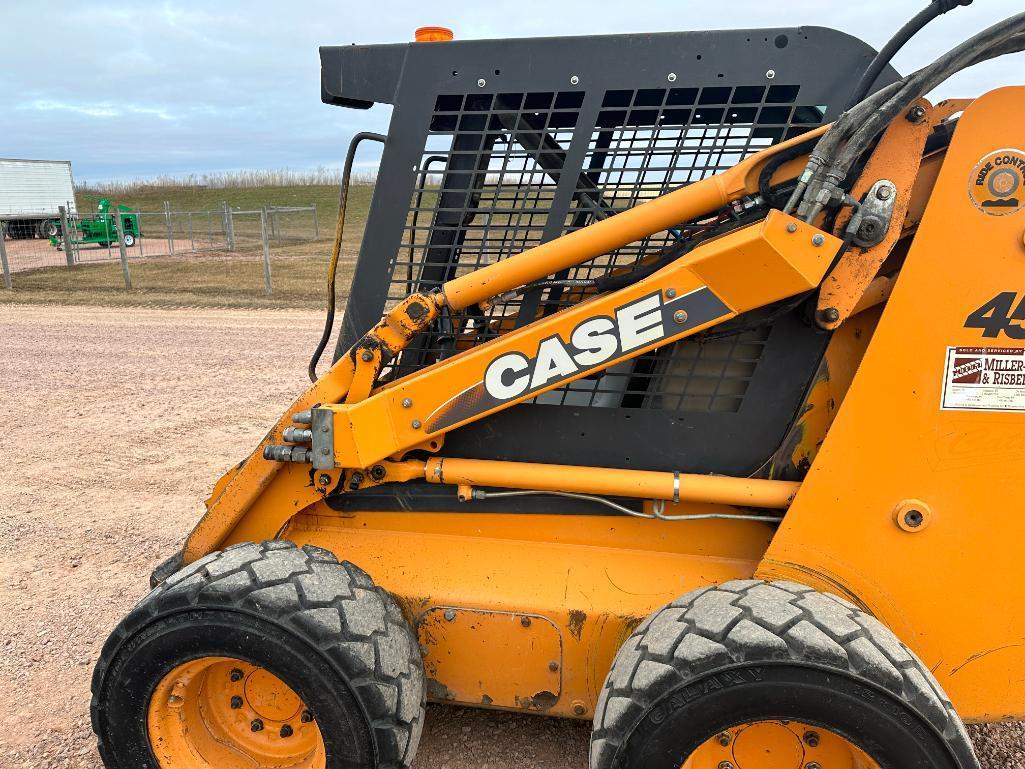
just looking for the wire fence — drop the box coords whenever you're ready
[0,202,321,292]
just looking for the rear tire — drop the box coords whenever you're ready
[591,579,979,769]
[91,540,425,769]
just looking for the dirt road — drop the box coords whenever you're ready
[0,304,1019,768]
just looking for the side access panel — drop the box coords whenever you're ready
[758,87,1025,722]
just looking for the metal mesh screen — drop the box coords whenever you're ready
[386,83,826,411]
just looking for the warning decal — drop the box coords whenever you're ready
[942,346,1025,412]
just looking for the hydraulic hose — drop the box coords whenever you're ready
[308,132,386,383]
[845,0,974,110]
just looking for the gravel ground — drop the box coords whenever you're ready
[0,303,1020,768]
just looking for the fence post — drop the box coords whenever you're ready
[112,203,133,290]
[59,205,76,267]
[260,208,273,295]
[312,205,319,239]
[223,203,235,250]
[0,222,11,290]
[164,201,175,255]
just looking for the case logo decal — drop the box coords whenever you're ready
[969,149,1025,216]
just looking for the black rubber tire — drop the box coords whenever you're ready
[91,540,425,769]
[37,219,59,238]
[122,233,136,247]
[591,579,979,769]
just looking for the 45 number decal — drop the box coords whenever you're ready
[965,292,1025,339]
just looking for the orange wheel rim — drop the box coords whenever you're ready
[147,657,326,769]
[682,720,882,769]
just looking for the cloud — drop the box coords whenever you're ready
[1,0,1021,181]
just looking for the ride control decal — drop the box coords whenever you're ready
[941,346,1025,412]
[968,149,1025,216]
[424,287,731,432]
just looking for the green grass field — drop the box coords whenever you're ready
[1,183,373,309]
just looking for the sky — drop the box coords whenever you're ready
[1,0,1021,183]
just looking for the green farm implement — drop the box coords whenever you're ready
[49,199,139,249]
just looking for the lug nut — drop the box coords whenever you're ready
[803,730,820,747]
[230,668,244,682]
[230,695,243,709]
[806,763,822,769]
[718,731,732,746]
[251,719,264,732]
[301,710,314,723]
[719,762,735,769]
[280,724,293,738]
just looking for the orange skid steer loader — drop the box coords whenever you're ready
[92,4,1025,768]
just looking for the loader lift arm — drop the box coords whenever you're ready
[180,128,846,562]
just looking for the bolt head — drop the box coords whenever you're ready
[717,731,732,746]
[230,668,244,682]
[411,419,422,430]
[719,762,735,769]
[765,69,776,79]
[811,234,826,247]
[477,78,486,87]
[665,287,677,299]
[876,185,893,201]
[904,509,924,528]
[572,701,587,716]
[280,724,293,738]
[520,616,532,627]
[318,473,332,486]
[251,719,264,732]
[786,222,798,233]
[673,309,689,324]
[548,660,559,672]
[806,763,822,769]
[906,105,926,123]
[230,695,243,709]
[803,730,820,747]
[444,608,456,622]
[821,307,840,324]
[667,72,677,82]
[301,710,314,723]
[402,398,413,408]
[570,75,580,85]
[360,350,373,362]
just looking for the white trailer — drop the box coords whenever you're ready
[0,158,77,239]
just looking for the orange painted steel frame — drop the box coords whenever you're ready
[760,87,1025,722]
[176,90,1025,725]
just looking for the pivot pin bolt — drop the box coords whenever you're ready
[360,350,374,362]
[230,668,244,682]
[904,509,925,528]
[251,719,264,732]
[230,695,243,709]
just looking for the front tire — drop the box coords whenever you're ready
[122,232,136,247]
[91,540,425,769]
[591,580,979,769]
